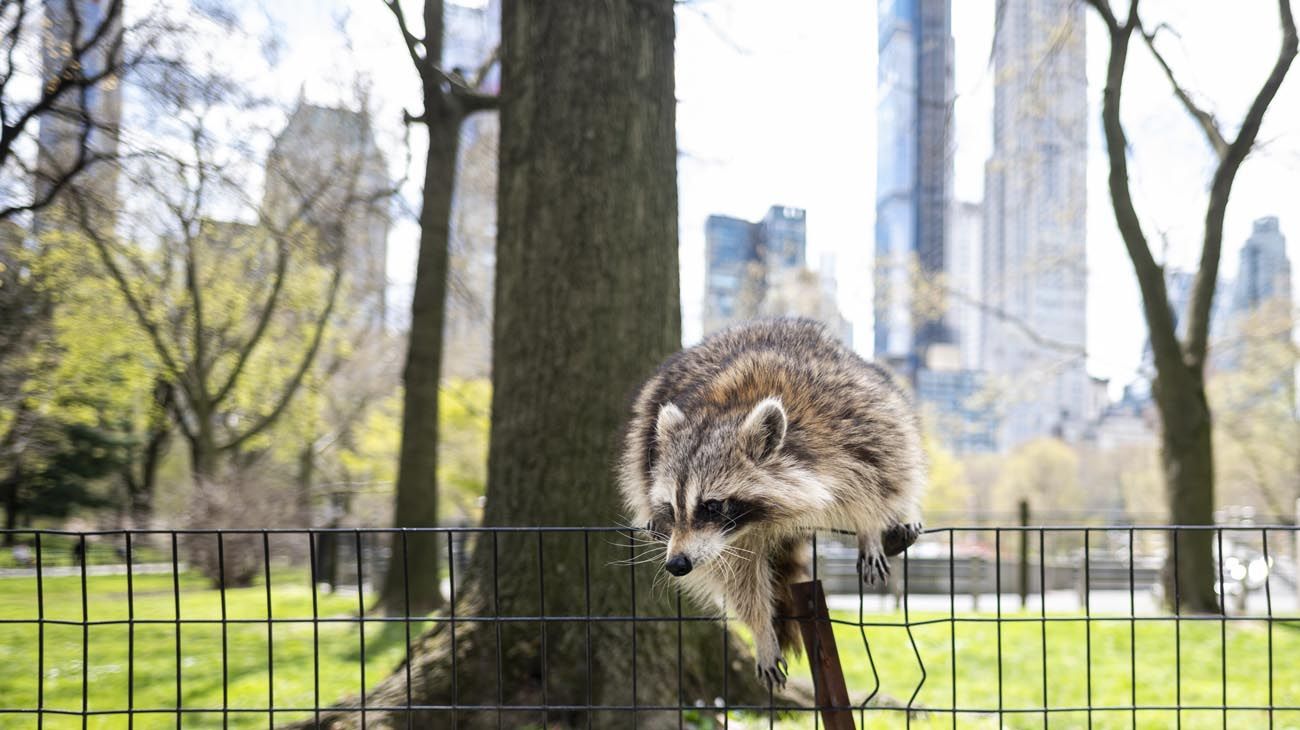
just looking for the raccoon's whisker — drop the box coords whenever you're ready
[606,551,667,567]
[605,536,664,549]
[723,509,760,530]
[651,569,673,600]
[719,545,754,565]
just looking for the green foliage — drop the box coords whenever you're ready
[0,231,158,525]
[438,378,490,519]
[993,438,1084,514]
[1209,300,1300,516]
[921,433,972,516]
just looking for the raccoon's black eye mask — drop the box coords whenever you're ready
[695,498,766,532]
[646,504,674,540]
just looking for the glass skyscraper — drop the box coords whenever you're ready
[874,0,954,378]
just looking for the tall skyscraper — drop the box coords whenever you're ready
[981,0,1089,447]
[874,0,955,377]
[264,102,392,328]
[1232,217,1292,316]
[35,0,123,223]
[949,200,984,370]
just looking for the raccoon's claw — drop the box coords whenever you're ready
[756,656,788,689]
[883,522,924,557]
[857,550,890,586]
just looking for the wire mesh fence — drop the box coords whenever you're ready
[0,525,1297,728]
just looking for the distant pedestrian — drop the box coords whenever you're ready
[71,541,84,567]
[11,543,32,568]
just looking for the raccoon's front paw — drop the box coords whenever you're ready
[857,549,890,586]
[754,652,788,690]
[883,522,924,557]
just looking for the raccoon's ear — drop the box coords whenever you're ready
[656,402,686,442]
[740,397,786,462]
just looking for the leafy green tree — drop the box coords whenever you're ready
[993,438,1084,515]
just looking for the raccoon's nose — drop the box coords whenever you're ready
[665,554,693,576]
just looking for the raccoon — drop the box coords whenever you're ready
[618,318,925,688]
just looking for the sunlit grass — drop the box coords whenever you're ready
[770,608,1300,729]
[0,570,429,729]
[2,571,1298,729]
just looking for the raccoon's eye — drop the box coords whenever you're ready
[703,499,725,515]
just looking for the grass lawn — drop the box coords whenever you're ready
[0,569,430,730]
[2,570,1298,729]
[777,608,1300,729]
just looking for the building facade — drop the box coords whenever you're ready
[874,0,955,377]
[703,214,762,334]
[703,206,851,344]
[264,102,392,329]
[1231,217,1292,317]
[981,0,1089,448]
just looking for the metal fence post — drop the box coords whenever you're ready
[1019,500,1030,610]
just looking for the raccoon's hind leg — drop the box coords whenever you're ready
[857,531,889,586]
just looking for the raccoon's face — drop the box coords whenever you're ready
[645,397,787,577]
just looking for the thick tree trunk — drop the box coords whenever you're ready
[296,442,315,527]
[1153,372,1220,612]
[295,2,771,727]
[2,469,18,546]
[376,92,462,616]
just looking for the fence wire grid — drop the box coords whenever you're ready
[0,525,1298,729]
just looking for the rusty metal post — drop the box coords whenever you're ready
[791,579,856,730]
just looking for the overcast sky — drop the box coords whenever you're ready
[253,0,1300,397]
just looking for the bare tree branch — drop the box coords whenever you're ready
[381,0,428,76]
[1085,0,1186,380]
[219,260,344,453]
[1088,0,1120,32]
[944,285,1086,356]
[74,199,187,386]
[1183,0,1297,370]
[1139,21,1229,159]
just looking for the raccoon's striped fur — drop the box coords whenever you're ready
[618,318,925,688]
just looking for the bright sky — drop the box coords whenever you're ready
[252,0,1300,396]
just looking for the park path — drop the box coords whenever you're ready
[0,563,175,579]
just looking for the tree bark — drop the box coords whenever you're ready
[1153,377,1219,611]
[296,2,772,727]
[1,468,19,546]
[375,75,463,618]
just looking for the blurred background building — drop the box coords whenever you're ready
[265,102,392,330]
[874,0,1002,454]
[874,0,955,377]
[703,206,852,345]
[980,0,1090,448]
[35,0,122,230]
[1230,217,1292,323]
